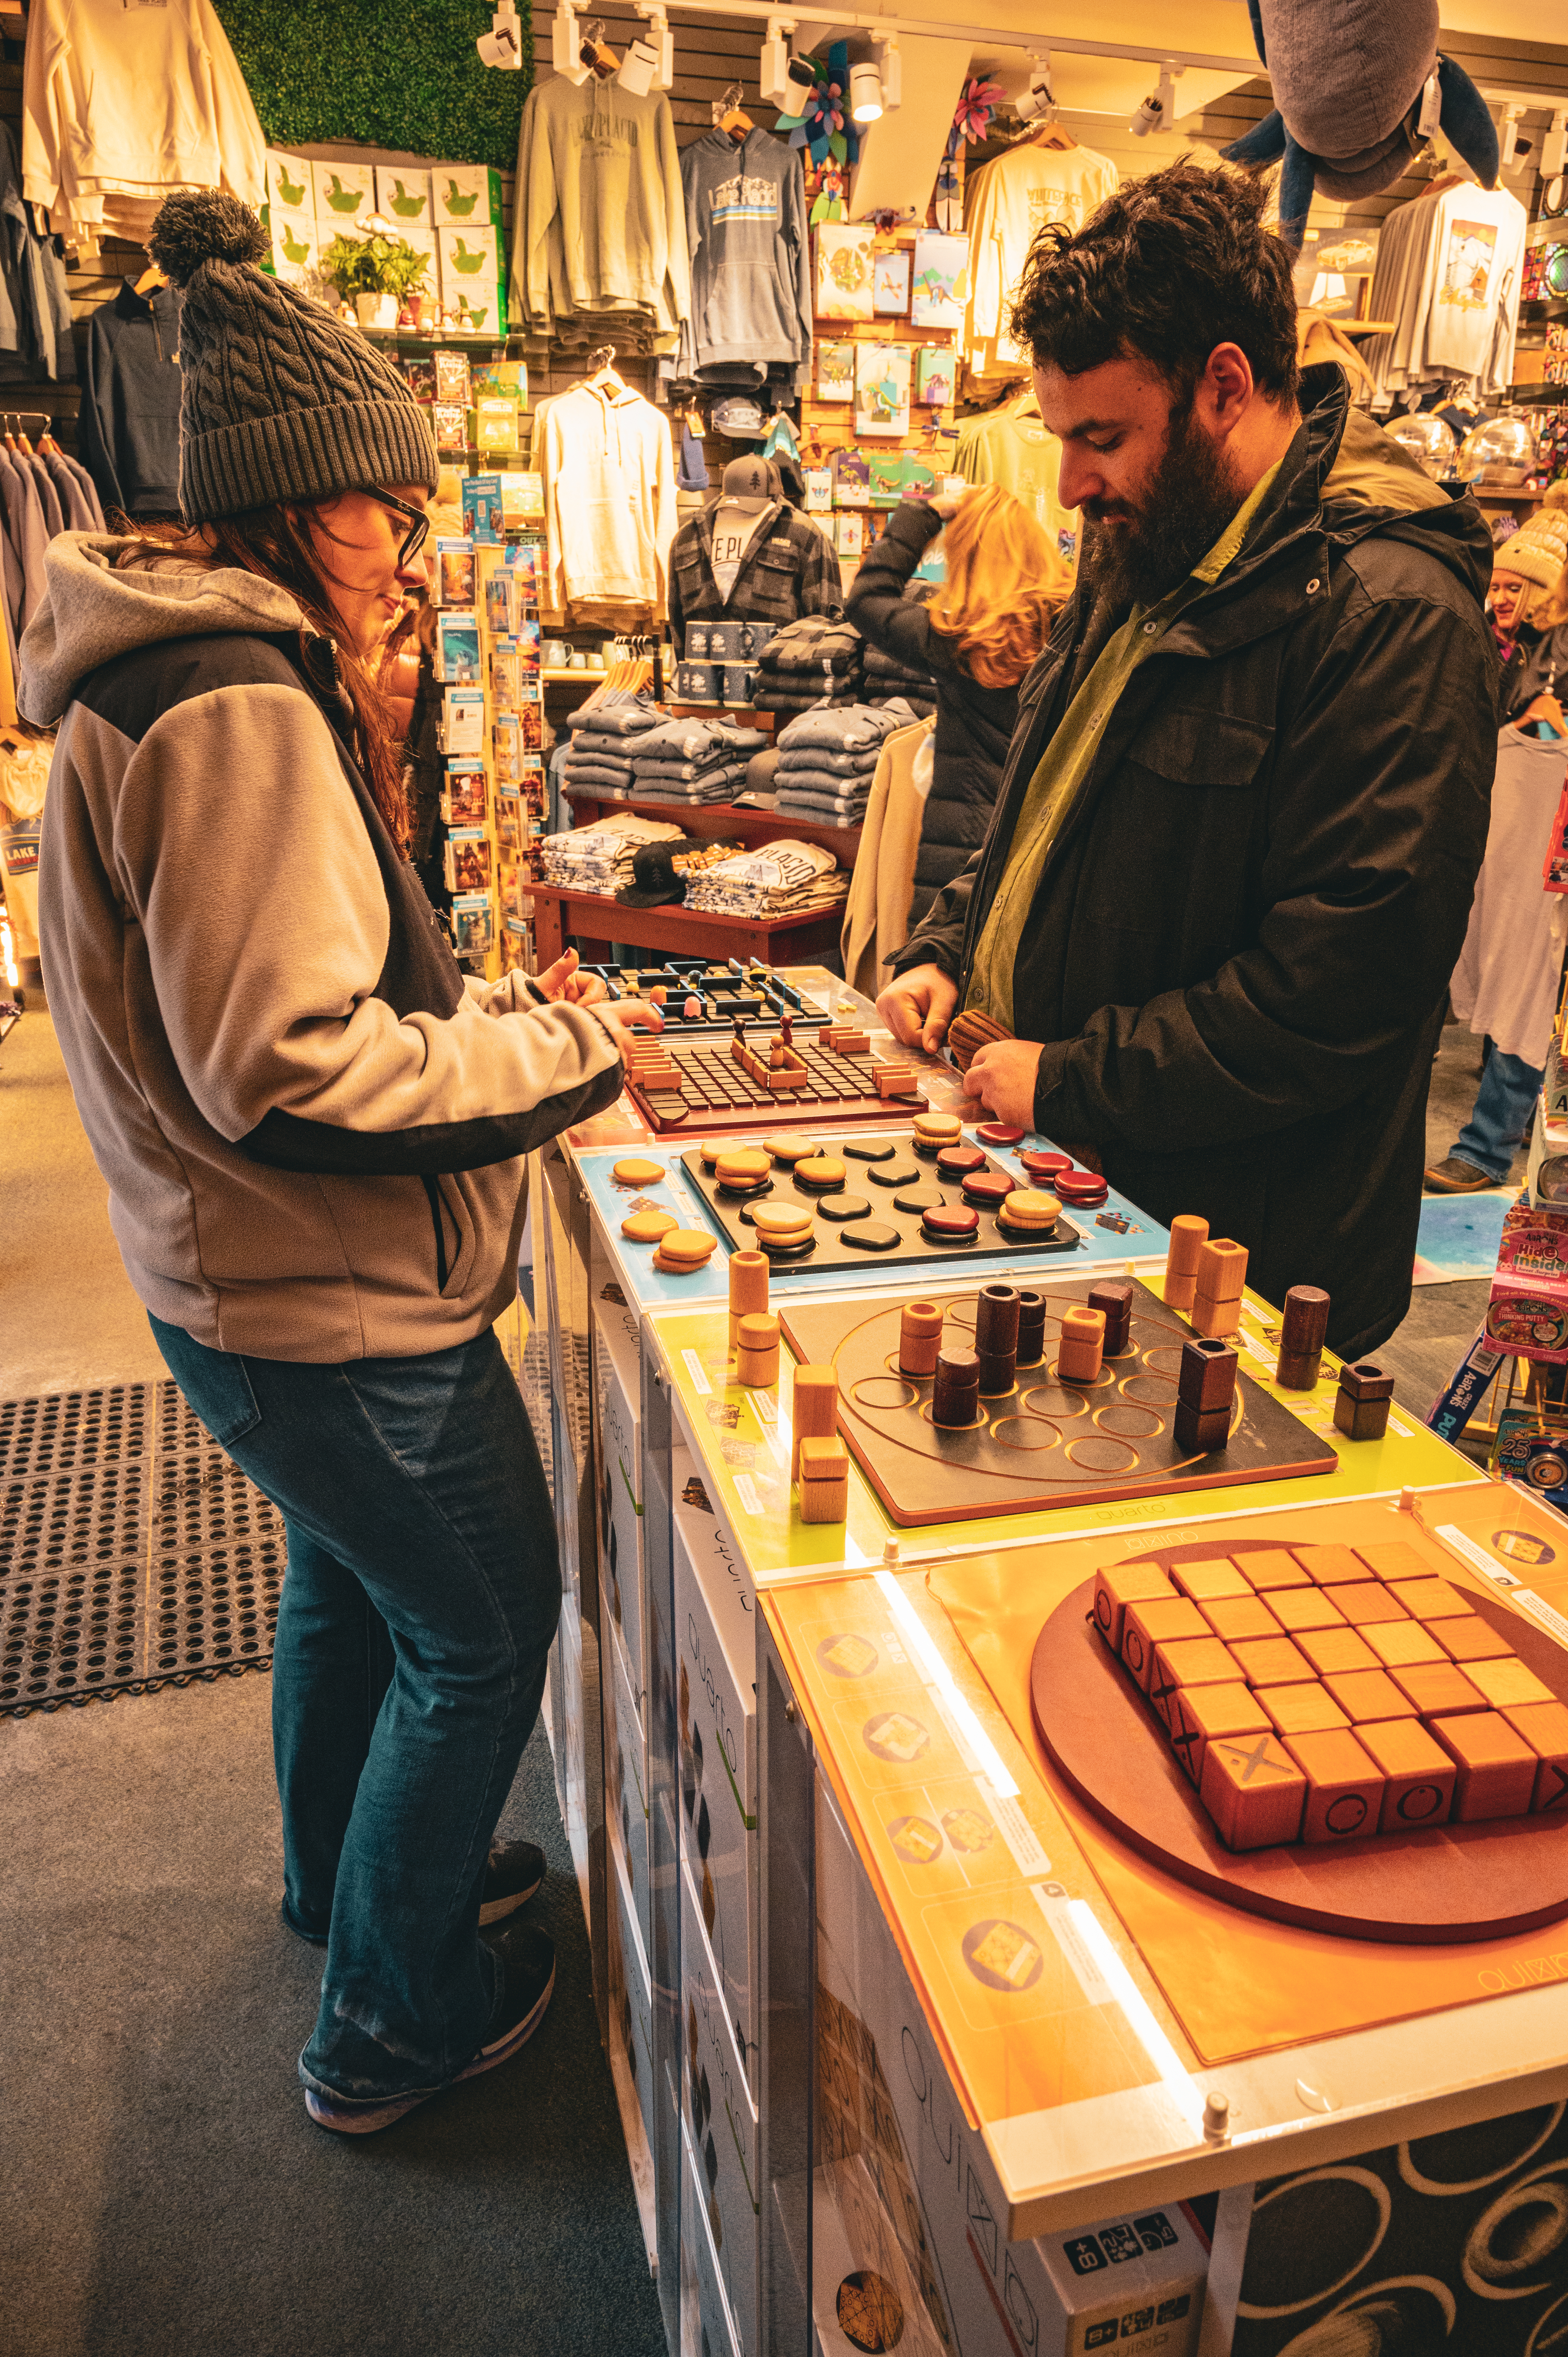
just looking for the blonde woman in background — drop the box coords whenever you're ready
[1487,489,1568,732]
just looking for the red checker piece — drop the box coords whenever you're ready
[961,1171,1016,1207]
[935,1145,987,1178]
[922,1204,980,1239]
[1055,1169,1109,1206]
[1019,1150,1072,1178]
[975,1123,1025,1145]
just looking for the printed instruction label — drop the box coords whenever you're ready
[682,1348,712,1397]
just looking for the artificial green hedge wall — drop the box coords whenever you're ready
[212,0,532,170]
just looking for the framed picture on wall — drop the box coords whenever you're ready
[815,224,875,321]
[872,249,911,316]
[855,343,912,438]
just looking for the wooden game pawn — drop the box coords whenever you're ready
[975,1283,1021,1397]
[791,1364,840,1481]
[1164,1214,1209,1312]
[931,1347,981,1428]
[899,1300,944,1377]
[736,1312,780,1388]
[1057,1306,1105,1383]
[728,1249,769,1351]
[1088,1279,1134,1356]
[1015,1291,1048,1367]
[1275,1285,1330,1390]
[798,1435,849,1524]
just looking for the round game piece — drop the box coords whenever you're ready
[720,1173,774,1200]
[622,1208,678,1242]
[892,1186,946,1214]
[752,1203,814,1241]
[612,1156,664,1186]
[976,1123,1025,1146]
[840,1221,901,1252]
[650,987,667,1005]
[932,1345,982,1427]
[999,1189,1061,1230]
[1056,1169,1109,1206]
[715,1147,770,1184]
[961,1170,1016,1207]
[1016,1290,1049,1365]
[818,1194,873,1224]
[867,1161,922,1189]
[683,997,702,1020]
[657,1229,718,1267]
[913,1111,963,1143]
[935,1145,987,1178]
[844,1139,897,1163]
[899,1299,945,1376]
[796,1154,848,1190]
[922,1204,980,1242]
[1019,1150,1072,1179]
[765,1134,819,1164]
[699,1142,723,1167]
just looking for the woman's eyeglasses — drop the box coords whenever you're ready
[363,487,430,570]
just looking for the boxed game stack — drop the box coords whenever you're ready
[431,528,498,973]
[475,523,547,977]
[433,164,507,336]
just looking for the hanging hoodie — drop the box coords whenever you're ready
[79,279,184,518]
[673,129,813,384]
[539,379,677,616]
[0,123,74,384]
[21,535,623,1362]
[512,74,689,344]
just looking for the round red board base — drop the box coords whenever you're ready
[1029,1548,1568,1944]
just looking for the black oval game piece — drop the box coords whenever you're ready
[868,1162,922,1189]
[818,1194,873,1224]
[844,1140,898,1162]
[841,1221,901,1252]
[758,1233,816,1259]
[731,1184,778,1212]
[892,1186,946,1214]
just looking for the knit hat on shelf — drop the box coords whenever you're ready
[1494,488,1568,592]
[147,189,439,523]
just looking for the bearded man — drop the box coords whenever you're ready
[879,163,1496,1357]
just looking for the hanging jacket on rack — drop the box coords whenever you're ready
[537,376,677,618]
[0,441,48,627]
[511,74,689,348]
[42,443,103,531]
[79,280,184,518]
[0,123,74,385]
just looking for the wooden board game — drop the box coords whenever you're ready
[578,959,828,1034]
[678,1142,1082,1273]
[1029,1535,1568,1941]
[778,1279,1336,1527]
[625,1025,921,1134]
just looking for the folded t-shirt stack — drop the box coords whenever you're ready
[535,812,685,894]
[685,838,849,919]
[772,701,919,828]
[752,615,865,718]
[560,693,661,796]
[628,715,768,807]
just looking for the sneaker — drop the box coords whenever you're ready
[1423,1156,1496,1194]
[283,1839,545,1947]
[304,1918,556,2135]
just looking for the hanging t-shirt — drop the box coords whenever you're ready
[964,141,1118,373]
[1421,182,1527,383]
[955,404,1077,566]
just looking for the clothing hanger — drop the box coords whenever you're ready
[581,342,628,397]
[714,83,753,142]
[1031,118,1077,151]
[134,261,168,297]
[578,18,620,76]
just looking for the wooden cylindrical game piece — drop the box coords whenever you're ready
[728,1249,769,1349]
[1015,1291,1048,1366]
[1164,1214,1209,1310]
[931,1347,981,1428]
[1088,1280,1134,1356]
[899,1300,944,1377]
[1276,1285,1330,1391]
[1057,1306,1105,1383]
[736,1312,780,1388]
[975,1283,1021,1397]
[791,1364,840,1481]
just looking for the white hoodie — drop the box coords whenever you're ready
[539,379,676,617]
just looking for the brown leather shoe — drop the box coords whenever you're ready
[1423,1156,1495,1194]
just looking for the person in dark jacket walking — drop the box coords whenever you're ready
[879,164,1497,1359]
[848,486,1069,925]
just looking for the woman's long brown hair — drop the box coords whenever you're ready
[120,499,410,849]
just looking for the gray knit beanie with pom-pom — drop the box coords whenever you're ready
[147,189,439,523]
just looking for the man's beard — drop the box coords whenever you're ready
[1079,402,1245,614]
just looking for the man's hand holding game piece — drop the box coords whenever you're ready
[877,963,958,1055]
[963,1035,1044,1131]
[535,946,608,1006]
[590,998,665,1061]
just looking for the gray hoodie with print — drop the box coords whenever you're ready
[674,129,814,380]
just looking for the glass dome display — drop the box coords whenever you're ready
[1386,413,1459,480]
[1457,412,1538,485]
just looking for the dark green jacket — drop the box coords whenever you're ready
[893,368,1498,1356]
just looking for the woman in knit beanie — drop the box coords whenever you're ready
[22,191,657,2134]
[1489,486,1568,732]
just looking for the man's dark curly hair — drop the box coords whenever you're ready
[1009,162,1300,405]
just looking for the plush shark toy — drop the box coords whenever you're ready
[1222,0,1500,248]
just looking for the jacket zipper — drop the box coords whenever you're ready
[422,1174,451,1290]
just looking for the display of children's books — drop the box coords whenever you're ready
[872,249,911,316]
[434,351,471,405]
[434,539,475,609]
[462,474,503,544]
[814,224,875,322]
[435,613,480,685]
[911,231,969,329]
[440,763,488,825]
[399,356,436,403]
[855,342,912,438]
[433,403,467,454]
[816,340,855,401]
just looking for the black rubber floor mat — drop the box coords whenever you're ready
[0,1381,287,1716]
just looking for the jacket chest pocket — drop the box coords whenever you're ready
[676,556,717,620]
[1080,707,1273,950]
[748,547,801,620]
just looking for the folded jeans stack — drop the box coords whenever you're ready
[752,614,865,718]
[772,700,918,828]
[561,693,662,798]
[628,714,767,806]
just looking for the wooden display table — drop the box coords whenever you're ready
[528,880,846,968]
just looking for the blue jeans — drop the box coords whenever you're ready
[148,1316,561,2104]
[1454,1036,1543,1181]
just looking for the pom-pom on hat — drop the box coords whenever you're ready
[147,189,438,524]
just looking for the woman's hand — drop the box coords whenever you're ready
[1523,691,1566,738]
[931,487,971,521]
[535,947,608,1005]
[590,998,664,1061]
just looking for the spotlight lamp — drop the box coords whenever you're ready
[1014,53,1055,125]
[850,58,883,123]
[477,0,524,69]
[1129,60,1183,136]
[760,16,801,107]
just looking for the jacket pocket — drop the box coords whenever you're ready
[1128,708,1273,789]
[1078,710,1272,955]
[422,1173,479,1299]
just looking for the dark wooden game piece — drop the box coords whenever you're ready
[899,1300,944,1378]
[1257,1681,1351,1738]
[1016,1291,1048,1366]
[790,1364,839,1481]
[817,1194,873,1224]
[1429,1712,1536,1820]
[1275,1286,1330,1390]
[1200,1595,1283,1644]
[727,1249,769,1350]
[1270,1588,1347,1635]
[1295,1626,1380,1678]
[1321,1581,1409,1626]
[960,1170,1017,1208]
[1088,1280,1134,1356]
[779,1011,793,1048]
[891,1186,946,1214]
[1178,1339,1238,1413]
[1055,1169,1109,1207]
[975,1284,1022,1397]
[1388,1661,1488,1717]
[1171,1558,1252,1601]
[921,1205,979,1242]
[1321,1667,1416,1722]
[1163,1214,1209,1312]
[1284,1728,1386,1844]
[1166,1682,1271,1785]
[1018,1150,1071,1179]
[1199,1732,1306,1850]
[976,1123,1025,1145]
[1334,1360,1393,1442]
[935,1145,987,1178]
[1173,1399,1231,1454]
[841,1221,901,1252]
[1432,1614,1517,1663]
[1121,1596,1210,1691]
[1091,1560,1176,1651]
[932,1347,981,1428]
[1503,1702,1568,1811]
[867,1161,922,1188]
[844,1140,897,1161]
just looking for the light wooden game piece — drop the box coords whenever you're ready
[1293,1544,1365,1587]
[1334,1360,1394,1443]
[1429,1711,1539,1820]
[736,1313,780,1387]
[795,1153,847,1190]
[1171,1557,1253,1602]
[1149,1636,1241,1733]
[751,1202,814,1243]
[1120,1597,1210,1692]
[1387,1661,1488,1717]
[1383,1578,1469,1619]
[1243,1550,1313,1592]
[727,1249,769,1349]
[622,1208,678,1243]
[1365,1621,1446,1671]
[1502,1702,1568,1811]
[1275,1285,1330,1390]
[1057,1306,1105,1382]
[874,1063,915,1097]
[997,1189,1061,1231]
[1351,1718,1456,1833]
[1228,1635,1312,1688]
[715,1147,770,1185]
[1199,1596,1283,1645]
[1283,1728,1386,1844]
[764,1134,819,1163]
[1321,1582,1409,1626]
[1163,1215,1209,1311]
[1270,1588,1348,1636]
[1165,1682,1271,1786]
[1091,1561,1176,1652]
[1355,1541,1431,1583]
[790,1364,839,1481]
[1322,1668,1417,1723]
[898,1300,944,1377]
[612,1156,665,1186]
[1430,1613,1516,1662]
[653,1230,718,1274]
[1195,1239,1248,1302]
[913,1110,963,1142]
[797,1435,849,1523]
[1199,1730,1306,1850]
[1188,1290,1242,1339]
[1258,1682,1352,1738]
[1465,1657,1556,1712]
[1294,1626,1380,1678]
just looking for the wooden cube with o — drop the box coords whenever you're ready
[797,1436,849,1525]
[1120,1596,1208,1691]
[1282,1728,1386,1843]
[1352,1717,1456,1833]
[1148,1636,1239,1734]
[1199,1730,1306,1849]
[1091,1561,1174,1652]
